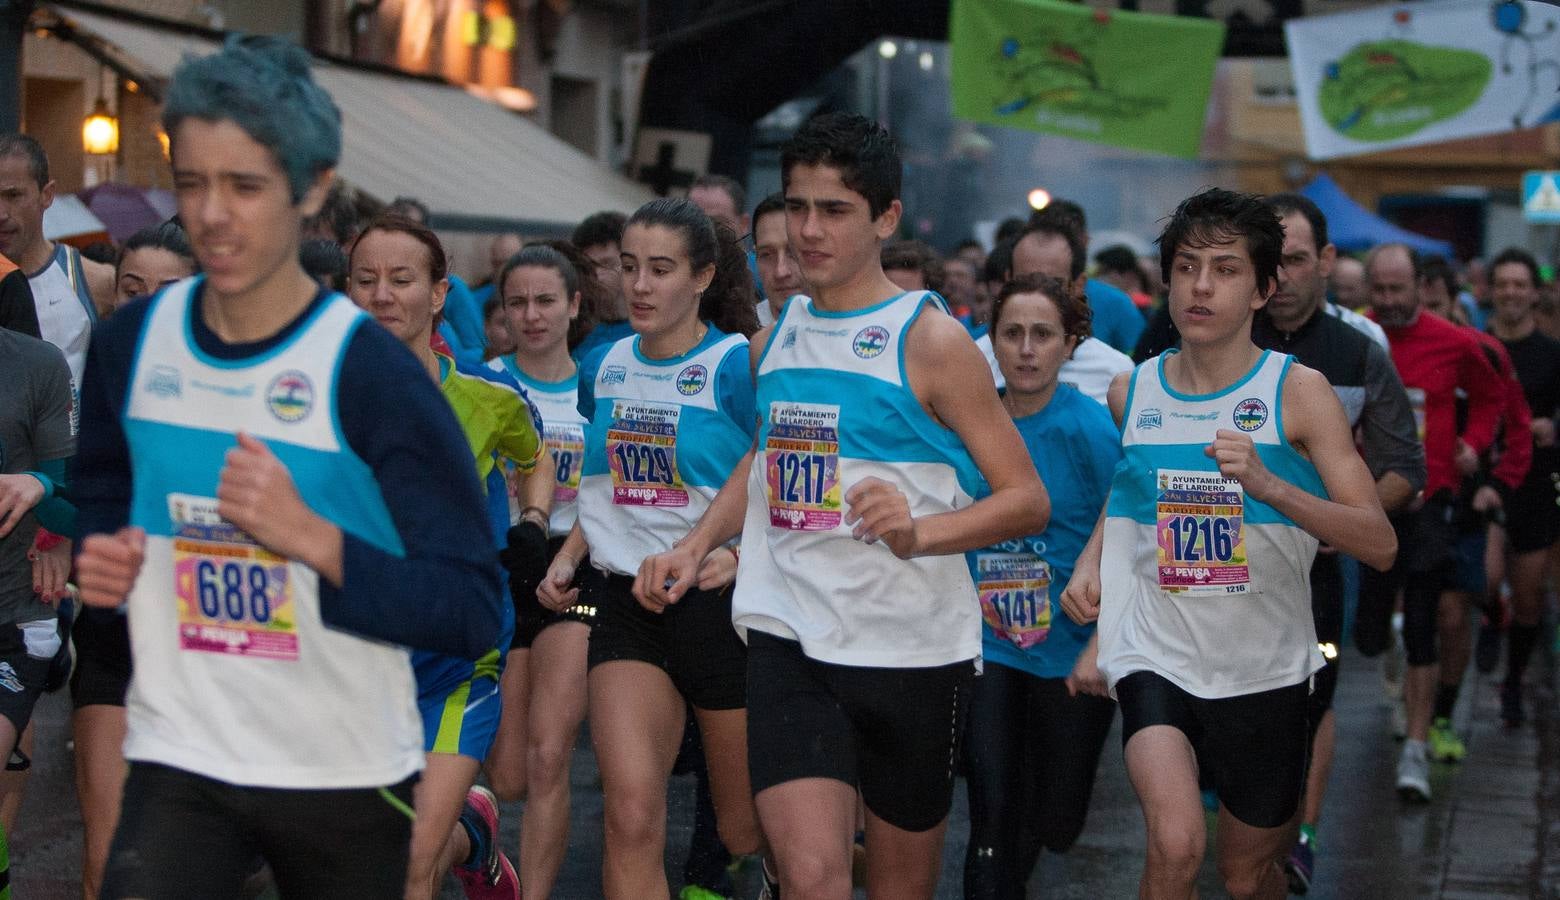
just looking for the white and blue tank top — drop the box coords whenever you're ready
[119,278,421,788]
[576,327,754,576]
[731,291,983,668]
[1097,349,1327,699]
[494,356,587,538]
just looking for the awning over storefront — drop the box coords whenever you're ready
[1301,174,1455,258]
[50,7,653,233]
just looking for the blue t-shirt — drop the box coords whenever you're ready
[572,319,635,368]
[441,274,487,362]
[1086,278,1145,356]
[966,384,1121,678]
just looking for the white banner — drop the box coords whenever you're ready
[1286,0,1560,160]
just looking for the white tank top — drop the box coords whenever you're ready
[28,243,96,434]
[1097,350,1326,699]
[731,292,983,668]
[493,356,586,537]
[120,278,422,788]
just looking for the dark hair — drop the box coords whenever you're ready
[0,134,48,186]
[692,174,747,218]
[1490,246,1543,288]
[304,181,360,245]
[881,240,945,294]
[572,210,626,251]
[163,35,340,202]
[300,239,347,287]
[780,112,901,220]
[1094,244,1146,292]
[1017,222,1085,282]
[482,294,503,320]
[993,217,1027,247]
[81,241,119,265]
[1365,242,1423,281]
[386,196,430,224]
[752,192,786,230]
[119,219,193,273]
[499,241,599,350]
[991,273,1093,342]
[1420,255,1460,300]
[1157,188,1284,297]
[1265,193,1329,253]
[626,197,759,337]
[953,237,984,256]
[984,236,1016,285]
[1040,199,1087,236]
[349,213,447,282]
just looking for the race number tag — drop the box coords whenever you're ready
[1406,387,1426,442]
[975,552,1052,648]
[1155,469,1249,595]
[764,402,843,531]
[168,494,297,660]
[547,422,586,504]
[606,400,687,507]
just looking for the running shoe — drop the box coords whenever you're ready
[1428,718,1466,763]
[1501,681,1527,728]
[453,786,521,900]
[1396,740,1431,803]
[1284,836,1314,895]
[678,888,729,900]
[758,859,781,900]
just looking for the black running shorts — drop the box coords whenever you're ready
[745,630,974,833]
[1117,670,1310,829]
[71,607,132,708]
[586,573,746,711]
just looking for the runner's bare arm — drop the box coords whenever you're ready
[895,308,1047,556]
[83,257,116,319]
[1209,363,1395,571]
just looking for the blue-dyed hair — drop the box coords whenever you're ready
[162,35,341,203]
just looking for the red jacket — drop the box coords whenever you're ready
[1377,311,1502,498]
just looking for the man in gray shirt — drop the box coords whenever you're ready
[0,326,74,775]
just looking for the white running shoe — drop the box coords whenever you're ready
[1396,739,1431,803]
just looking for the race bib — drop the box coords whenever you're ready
[606,400,687,507]
[547,422,585,504]
[1155,469,1250,595]
[169,494,298,660]
[976,552,1052,648]
[764,402,843,531]
[1406,387,1426,442]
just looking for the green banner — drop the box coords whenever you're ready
[950,0,1225,159]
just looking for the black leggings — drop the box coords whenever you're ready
[962,662,1116,900]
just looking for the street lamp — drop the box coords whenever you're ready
[1027,188,1051,211]
[82,96,118,155]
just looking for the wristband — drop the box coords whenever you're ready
[21,471,54,500]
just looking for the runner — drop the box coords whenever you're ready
[539,196,762,898]
[1358,243,1502,802]
[962,273,1118,900]
[0,134,115,422]
[71,36,503,897]
[347,214,550,900]
[0,325,73,859]
[1062,188,1395,899]
[638,112,1048,899]
[0,252,38,337]
[485,242,603,899]
[571,211,634,364]
[113,220,197,311]
[1255,194,1425,894]
[67,218,198,900]
[752,192,805,327]
[1486,247,1560,727]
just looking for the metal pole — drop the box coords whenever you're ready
[0,0,34,133]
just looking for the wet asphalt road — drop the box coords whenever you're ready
[10,643,1555,899]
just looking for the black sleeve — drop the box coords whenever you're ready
[0,270,40,338]
[316,322,504,660]
[70,298,151,539]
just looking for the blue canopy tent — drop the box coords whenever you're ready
[1300,174,1454,258]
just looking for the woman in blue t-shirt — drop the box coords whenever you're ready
[963,273,1121,900]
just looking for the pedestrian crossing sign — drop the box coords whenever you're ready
[1523,171,1560,223]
